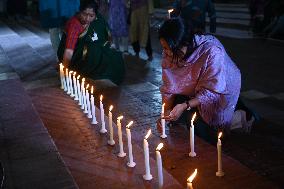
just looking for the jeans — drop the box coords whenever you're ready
[49,27,62,55]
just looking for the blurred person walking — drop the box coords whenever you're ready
[129,0,154,61]
[108,0,129,53]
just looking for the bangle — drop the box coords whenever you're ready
[185,101,191,110]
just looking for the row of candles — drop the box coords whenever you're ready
[59,63,224,188]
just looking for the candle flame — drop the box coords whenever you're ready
[218,132,222,139]
[109,105,113,111]
[156,143,164,151]
[82,78,85,82]
[59,63,63,66]
[86,84,89,89]
[77,75,80,79]
[145,129,151,140]
[162,103,165,107]
[91,86,94,94]
[187,169,197,183]
[100,95,103,101]
[69,71,73,74]
[66,68,68,72]
[73,72,76,76]
[126,121,134,129]
[117,116,123,120]
[168,9,174,13]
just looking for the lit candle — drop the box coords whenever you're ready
[189,112,197,157]
[68,71,74,96]
[62,66,67,91]
[76,75,81,103]
[168,9,174,19]
[80,78,85,110]
[126,121,136,167]
[65,68,69,92]
[99,95,107,133]
[90,86,98,124]
[187,169,197,189]
[84,84,89,114]
[107,105,115,145]
[143,129,153,180]
[216,132,225,177]
[117,116,126,157]
[156,143,164,188]
[86,85,92,118]
[59,63,65,89]
[73,72,78,100]
[160,103,167,138]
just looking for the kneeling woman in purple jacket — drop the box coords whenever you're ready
[158,18,255,142]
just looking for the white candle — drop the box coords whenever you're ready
[90,86,98,124]
[156,143,164,188]
[117,116,126,157]
[69,71,74,97]
[84,84,89,113]
[160,103,167,138]
[86,85,92,118]
[79,78,85,107]
[168,9,173,19]
[59,63,65,89]
[73,72,78,100]
[143,129,153,180]
[189,112,197,157]
[187,169,197,189]
[70,71,75,97]
[216,132,224,177]
[107,105,115,145]
[99,95,107,133]
[126,121,135,167]
[65,68,69,92]
[62,66,67,91]
[81,79,85,109]
[76,75,81,102]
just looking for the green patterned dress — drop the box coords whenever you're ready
[58,14,125,85]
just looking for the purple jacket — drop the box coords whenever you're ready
[160,35,241,128]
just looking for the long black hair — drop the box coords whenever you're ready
[79,0,99,14]
[158,17,195,65]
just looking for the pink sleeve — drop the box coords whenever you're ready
[195,46,227,95]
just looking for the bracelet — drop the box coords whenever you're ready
[185,101,191,110]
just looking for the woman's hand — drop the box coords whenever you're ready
[164,103,187,121]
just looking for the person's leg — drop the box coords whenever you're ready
[132,41,140,57]
[49,27,61,55]
[121,36,129,52]
[130,9,140,57]
[113,36,120,50]
[235,97,260,121]
[137,6,149,56]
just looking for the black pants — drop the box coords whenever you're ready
[131,32,152,58]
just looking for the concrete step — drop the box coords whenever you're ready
[0,78,78,188]
[0,19,57,82]
[150,18,252,38]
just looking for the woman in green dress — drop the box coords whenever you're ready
[58,1,125,85]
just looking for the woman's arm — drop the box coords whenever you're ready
[63,49,74,67]
[63,17,83,67]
